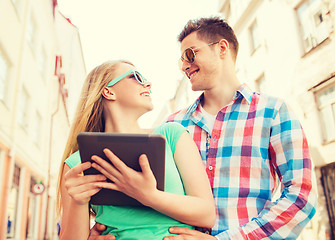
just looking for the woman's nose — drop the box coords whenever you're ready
[144,81,152,88]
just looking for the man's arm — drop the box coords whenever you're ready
[216,102,318,239]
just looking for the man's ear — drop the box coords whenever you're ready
[102,87,116,101]
[218,39,229,58]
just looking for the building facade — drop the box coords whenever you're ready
[218,0,334,239]
[156,0,335,239]
[0,0,86,239]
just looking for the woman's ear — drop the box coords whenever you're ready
[102,87,116,101]
[218,39,229,58]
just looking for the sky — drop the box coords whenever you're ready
[57,0,220,127]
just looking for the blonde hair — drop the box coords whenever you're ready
[56,60,133,216]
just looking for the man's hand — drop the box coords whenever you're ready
[164,227,217,240]
[88,223,115,240]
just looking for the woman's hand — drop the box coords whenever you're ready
[64,162,107,205]
[91,148,158,206]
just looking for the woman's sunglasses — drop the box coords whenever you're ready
[101,69,148,101]
[106,69,147,87]
[180,41,219,63]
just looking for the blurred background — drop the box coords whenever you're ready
[0,0,334,239]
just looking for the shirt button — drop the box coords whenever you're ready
[205,230,210,234]
[208,165,213,171]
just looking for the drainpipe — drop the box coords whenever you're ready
[43,74,61,240]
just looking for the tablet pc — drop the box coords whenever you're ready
[77,132,166,206]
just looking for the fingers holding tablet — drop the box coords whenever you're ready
[91,149,157,205]
[64,163,107,205]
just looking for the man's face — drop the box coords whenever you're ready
[180,32,220,91]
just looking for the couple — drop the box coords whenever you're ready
[57,17,317,240]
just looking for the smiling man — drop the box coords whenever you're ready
[165,17,317,239]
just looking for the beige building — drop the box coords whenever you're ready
[0,0,86,239]
[156,0,335,239]
[218,0,335,239]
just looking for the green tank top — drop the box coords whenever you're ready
[65,122,194,239]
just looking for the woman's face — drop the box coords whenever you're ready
[108,63,153,114]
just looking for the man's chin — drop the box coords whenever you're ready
[191,85,204,92]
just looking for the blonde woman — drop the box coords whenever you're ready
[57,60,215,240]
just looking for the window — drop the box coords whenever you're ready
[38,47,47,77]
[32,111,42,146]
[11,0,23,17]
[17,87,29,128]
[26,178,37,239]
[7,165,21,239]
[316,82,335,143]
[26,14,37,50]
[221,0,231,20]
[256,74,266,93]
[0,50,9,101]
[231,0,249,20]
[320,163,335,239]
[296,0,330,53]
[0,150,4,205]
[249,20,261,53]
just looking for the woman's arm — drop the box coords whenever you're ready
[59,162,106,240]
[92,132,216,228]
[149,131,216,227]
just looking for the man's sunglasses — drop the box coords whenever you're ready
[180,41,219,63]
[101,69,148,101]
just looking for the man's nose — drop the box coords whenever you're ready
[181,60,191,73]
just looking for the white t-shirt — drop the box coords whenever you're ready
[200,104,216,134]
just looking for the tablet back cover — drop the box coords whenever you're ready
[77,132,165,206]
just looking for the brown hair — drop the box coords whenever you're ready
[178,17,239,61]
[56,60,133,216]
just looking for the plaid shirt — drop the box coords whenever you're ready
[167,84,317,239]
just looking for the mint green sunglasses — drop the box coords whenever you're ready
[101,69,148,101]
[106,69,147,87]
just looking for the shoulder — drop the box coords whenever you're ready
[166,107,197,128]
[155,123,188,155]
[254,92,284,108]
[155,122,186,136]
[255,93,303,133]
[167,109,188,122]
[253,92,287,119]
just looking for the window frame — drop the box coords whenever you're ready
[11,0,24,18]
[32,110,42,147]
[26,13,37,52]
[255,73,266,93]
[0,48,10,103]
[17,86,30,129]
[6,164,21,239]
[315,78,335,144]
[26,178,39,239]
[320,162,335,239]
[249,19,261,54]
[38,46,47,79]
[295,0,330,54]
